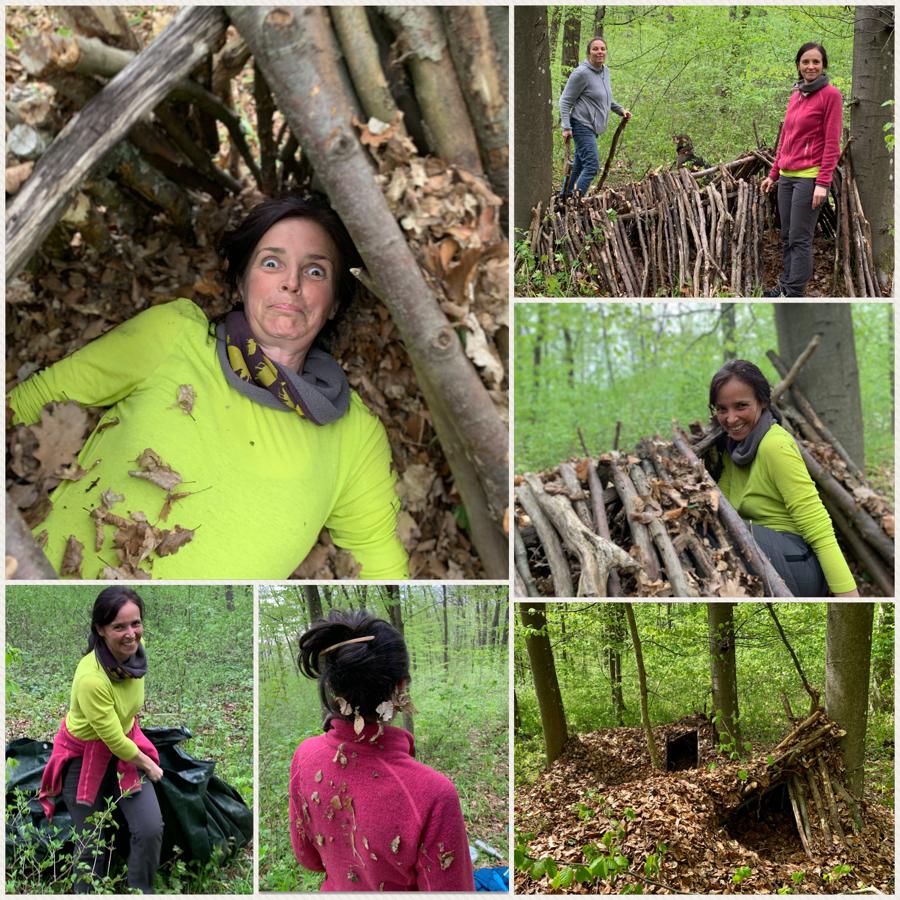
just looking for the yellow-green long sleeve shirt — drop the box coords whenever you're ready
[9,299,408,580]
[718,424,855,593]
[66,651,144,761]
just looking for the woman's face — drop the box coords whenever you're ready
[797,48,824,83]
[588,41,607,67]
[240,217,339,363]
[97,601,143,663]
[713,377,765,440]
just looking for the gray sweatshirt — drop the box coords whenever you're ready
[559,60,624,134]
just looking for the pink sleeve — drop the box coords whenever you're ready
[769,99,790,182]
[816,88,842,186]
[414,782,475,891]
[289,750,325,872]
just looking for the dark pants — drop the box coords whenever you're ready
[748,522,828,597]
[62,757,163,894]
[565,119,600,197]
[775,176,824,297]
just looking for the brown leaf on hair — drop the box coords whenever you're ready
[60,535,84,578]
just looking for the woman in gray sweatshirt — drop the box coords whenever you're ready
[560,37,631,197]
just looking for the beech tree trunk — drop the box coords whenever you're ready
[6,6,228,280]
[560,12,581,91]
[609,603,626,725]
[303,585,324,623]
[227,6,508,577]
[514,6,553,235]
[825,602,874,796]
[707,602,742,748]
[850,6,894,288]
[625,603,661,769]
[520,602,568,766]
[774,304,865,470]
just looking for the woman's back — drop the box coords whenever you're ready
[290,719,474,892]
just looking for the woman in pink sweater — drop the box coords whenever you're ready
[289,610,475,892]
[761,42,842,297]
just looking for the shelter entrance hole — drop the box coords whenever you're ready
[666,730,698,771]
[723,783,801,857]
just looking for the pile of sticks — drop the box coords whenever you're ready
[514,339,894,598]
[521,146,881,297]
[715,709,860,860]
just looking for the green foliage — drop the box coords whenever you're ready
[257,585,508,891]
[515,302,894,477]
[5,585,253,893]
[732,864,753,885]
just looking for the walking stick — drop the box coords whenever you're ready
[595,115,629,193]
[561,134,573,197]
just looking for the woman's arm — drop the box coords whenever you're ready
[559,68,587,132]
[815,87,843,188]
[133,749,164,782]
[766,437,857,594]
[8,299,205,425]
[288,751,325,872]
[414,782,475,891]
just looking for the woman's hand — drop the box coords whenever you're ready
[760,177,775,194]
[811,185,828,208]
[622,109,632,120]
[134,750,164,782]
[562,128,572,141]
[833,588,860,598]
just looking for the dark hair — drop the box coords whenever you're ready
[217,195,362,348]
[298,609,410,720]
[586,36,607,55]
[795,42,828,71]
[85,587,144,654]
[708,359,772,411]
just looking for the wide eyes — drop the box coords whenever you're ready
[259,257,328,279]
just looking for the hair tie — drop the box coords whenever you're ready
[319,635,375,658]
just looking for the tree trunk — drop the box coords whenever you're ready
[6,495,57,579]
[6,6,228,280]
[442,587,450,669]
[520,602,568,766]
[380,6,483,174]
[228,6,508,577]
[561,12,581,91]
[850,6,894,288]
[442,6,509,206]
[721,303,737,361]
[303,585,324,622]
[609,603,626,725]
[707,602,742,748]
[624,603,661,769]
[592,6,606,39]
[513,6,553,235]
[825,602,874,796]
[774,304,865,471]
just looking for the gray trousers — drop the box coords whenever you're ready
[62,756,163,894]
[748,522,828,597]
[776,176,824,297]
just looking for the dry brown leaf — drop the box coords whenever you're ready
[173,384,195,417]
[155,525,194,557]
[159,490,193,521]
[6,161,34,195]
[30,402,90,483]
[397,463,435,512]
[129,448,182,492]
[390,836,400,854]
[101,563,151,580]
[60,535,84,578]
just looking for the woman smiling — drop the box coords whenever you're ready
[709,359,858,597]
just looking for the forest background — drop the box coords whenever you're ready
[257,584,508,892]
[514,302,894,492]
[542,5,859,188]
[5,584,254,893]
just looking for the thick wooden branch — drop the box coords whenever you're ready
[6,6,228,280]
[229,6,508,576]
[516,483,573,597]
[608,454,662,583]
[6,495,57,579]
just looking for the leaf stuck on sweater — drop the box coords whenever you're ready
[391,835,400,854]
[128,448,182,492]
[60,535,84,578]
[173,384,196,417]
[155,525,194,557]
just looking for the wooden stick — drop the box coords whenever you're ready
[787,777,814,859]
[558,463,593,529]
[805,767,832,846]
[820,493,893,595]
[817,756,846,845]
[596,115,629,192]
[608,454,661,583]
[513,526,539,597]
[516,483,573,597]
[770,335,821,403]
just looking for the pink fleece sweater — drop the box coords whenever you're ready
[769,83,842,187]
[290,719,475,892]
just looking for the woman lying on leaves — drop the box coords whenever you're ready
[39,588,164,893]
[290,610,475,892]
[709,359,858,597]
[8,195,408,580]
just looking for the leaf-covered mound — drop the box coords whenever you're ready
[515,718,894,894]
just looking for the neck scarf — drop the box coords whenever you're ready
[222,310,349,426]
[793,72,829,96]
[726,407,775,467]
[94,639,147,682]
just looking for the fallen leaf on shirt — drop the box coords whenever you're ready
[60,535,84,578]
[155,525,195,557]
[100,563,151,580]
[173,384,196,417]
[159,490,193,522]
[391,836,400,854]
[100,489,124,509]
[129,448,182,492]
[330,795,341,811]
[439,850,455,870]
[314,770,323,783]
[30,402,90,484]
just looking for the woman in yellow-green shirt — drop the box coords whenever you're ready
[709,359,858,597]
[39,588,164,892]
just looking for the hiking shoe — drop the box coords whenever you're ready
[762,288,783,297]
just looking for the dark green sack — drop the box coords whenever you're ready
[5,726,252,867]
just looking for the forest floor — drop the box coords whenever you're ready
[516,717,894,894]
[6,8,502,579]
